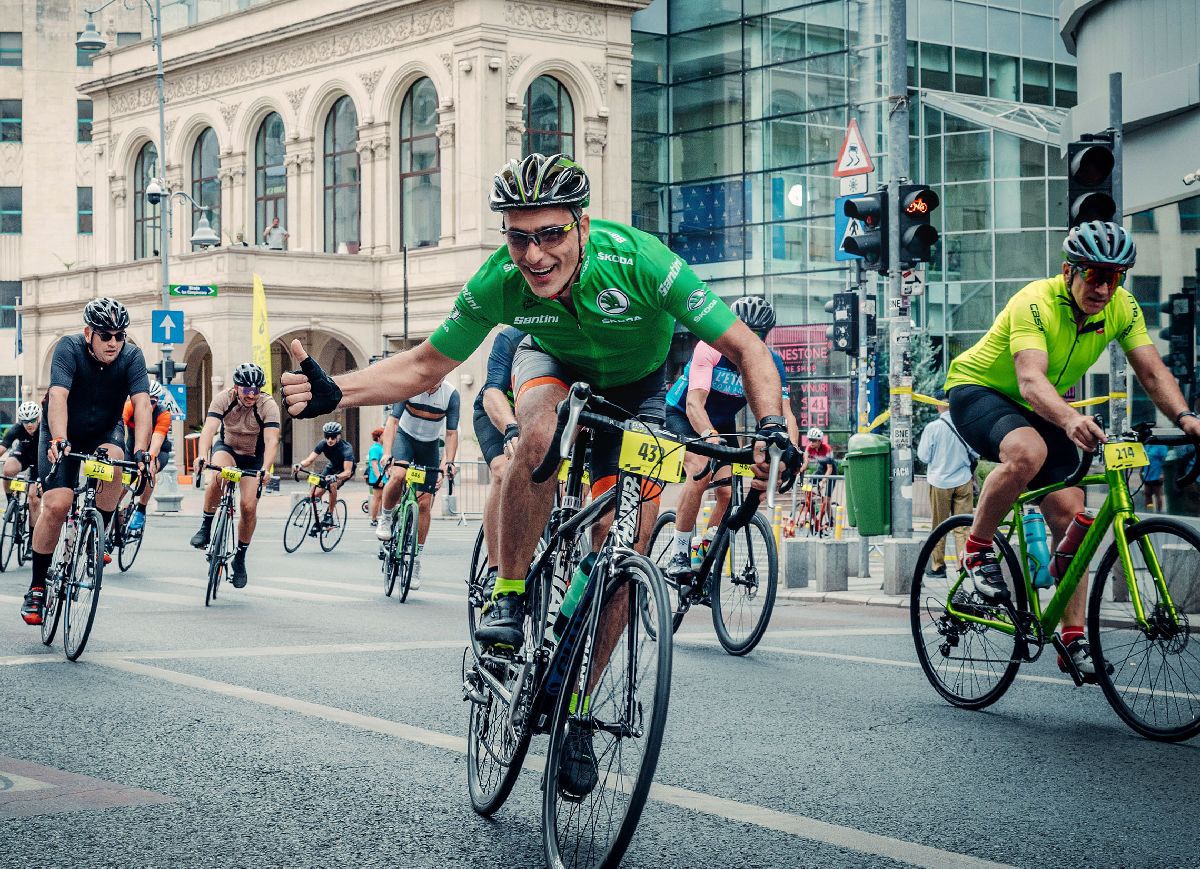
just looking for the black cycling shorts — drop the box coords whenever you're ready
[6,447,36,474]
[38,420,125,493]
[212,439,263,472]
[948,384,1078,489]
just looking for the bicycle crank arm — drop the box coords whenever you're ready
[1050,633,1085,687]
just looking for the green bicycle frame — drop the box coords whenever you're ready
[945,461,1180,637]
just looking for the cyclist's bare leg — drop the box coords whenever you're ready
[137,468,156,507]
[32,489,71,554]
[204,450,238,513]
[236,476,260,544]
[417,491,433,545]
[497,383,564,582]
[369,486,382,521]
[709,465,732,528]
[482,455,508,568]
[381,466,408,511]
[2,456,20,496]
[1041,486,1088,627]
[674,452,712,534]
[27,484,40,527]
[326,482,338,514]
[968,427,1044,541]
[95,442,124,512]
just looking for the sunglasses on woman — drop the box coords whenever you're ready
[501,222,577,252]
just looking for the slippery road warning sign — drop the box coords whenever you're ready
[833,119,874,178]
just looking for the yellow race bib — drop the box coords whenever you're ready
[731,462,755,478]
[221,466,244,483]
[9,479,26,493]
[307,473,322,486]
[618,431,684,483]
[82,460,114,482]
[1103,441,1148,472]
[407,466,427,486]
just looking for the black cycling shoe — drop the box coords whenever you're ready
[924,565,947,578]
[231,550,248,589]
[20,587,45,626]
[1058,636,1100,684]
[474,593,526,651]
[665,550,693,580]
[962,550,1010,602]
[557,720,599,801]
[190,520,212,549]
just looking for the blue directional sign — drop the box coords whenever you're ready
[166,384,187,420]
[834,194,863,262]
[151,309,185,344]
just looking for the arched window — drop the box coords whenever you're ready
[523,75,574,157]
[190,127,220,241]
[254,112,287,244]
[323,95,360,253]
[398,77,440,249]
[133,142,159,260]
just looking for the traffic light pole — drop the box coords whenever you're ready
[1107,72,1127,433]
[887,0,913,538]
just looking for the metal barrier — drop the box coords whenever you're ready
[441,459,491,521]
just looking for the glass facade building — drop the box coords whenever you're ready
[632,0,1078,438]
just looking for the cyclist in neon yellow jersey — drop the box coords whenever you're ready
[943,220,1200,679]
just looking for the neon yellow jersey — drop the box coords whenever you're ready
[944,275,1152,408]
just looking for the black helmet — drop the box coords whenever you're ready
[232,362,266,389]
[490,153,590,212]
[731,296,777,332]
[83,298,131,331]
[1062,220,1136,268]
[322,421,342,437]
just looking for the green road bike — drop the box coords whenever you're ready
[381,463,440,601]
[0,473,33,571]
[911,426,1200,741]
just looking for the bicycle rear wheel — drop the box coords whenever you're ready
[711,513,778,655]
[910,515,1026,710]
[63,512,105,661]
[318,500,348,552]
[644,511,687,634]
[282,498,311,553]
[0,500,17,572]
[206,510,229,606]
[1089,518,1200,742]
[543,553,672,869]
[396,502,419,603]
[40,530,70,647]
[117,506,144,572]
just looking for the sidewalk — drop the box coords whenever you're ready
[776,542,904,609]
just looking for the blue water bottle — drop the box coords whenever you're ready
[1022,508,1053,589]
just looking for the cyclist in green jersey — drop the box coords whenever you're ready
[281,153,790,636]
[942,220,1200,678]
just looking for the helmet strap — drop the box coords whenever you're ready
[548,207,585,302]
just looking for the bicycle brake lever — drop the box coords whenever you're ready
[765,440,784,511]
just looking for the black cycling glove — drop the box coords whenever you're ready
[503,423,520,447]
[290,355,343,419]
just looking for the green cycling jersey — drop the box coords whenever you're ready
[429,219,737,390]
[944,274,1152,408]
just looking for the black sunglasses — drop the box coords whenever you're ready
[95,330,126,343]
[501,222,577,252]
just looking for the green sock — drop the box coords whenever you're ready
[568,692,591,715]
[492,577,525,598]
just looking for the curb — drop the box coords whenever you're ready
[776,588,908,609]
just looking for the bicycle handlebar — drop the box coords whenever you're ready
[1061,426,1200,490]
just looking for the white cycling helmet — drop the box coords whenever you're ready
[807,427,824,441]
[16,401,40,423]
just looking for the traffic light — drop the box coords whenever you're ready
[1159,291,1196,385]
[825,291,859,355]
[1067,133,1116,227]
[148,357,188,384]
[842,192,887,274]
[898,185,940,265]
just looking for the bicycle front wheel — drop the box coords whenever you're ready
[318,500,348,552]
[282,498,312,553]
[117,507,144,572]
[711,513,778,655]
[1090,518,1200,742]
[0,500,17,571]
[910,515,1026,710]
[543,553,672,869]
[16,506,31,566]
[206,510,230,606]
[396,502,419,603]
[466,653,533,815]
[63,512,105,661]
[467,525,489,654]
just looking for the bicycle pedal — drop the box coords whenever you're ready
[1050,633,1086,687]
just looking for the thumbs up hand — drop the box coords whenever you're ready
[282,338,343,418]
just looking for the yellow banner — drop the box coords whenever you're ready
[252,273,272,390]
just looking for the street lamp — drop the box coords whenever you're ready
[78,0,196,511]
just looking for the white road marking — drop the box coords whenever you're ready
[98,657,1015,869]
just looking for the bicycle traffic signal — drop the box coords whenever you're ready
[1159,291,1196,386]
[1067,133,1116,228]
[825,291,859,355]
[842,192,887,274]
[898,185,940,265]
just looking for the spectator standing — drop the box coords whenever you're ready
[1142,442,1168,512]
[263,217,289,250]
[366,426,387,525]
[918,390,977,577]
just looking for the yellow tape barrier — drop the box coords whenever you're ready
[858,391,1128,433]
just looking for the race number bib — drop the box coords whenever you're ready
[1103,442,1148,471]
[618,431,684,483]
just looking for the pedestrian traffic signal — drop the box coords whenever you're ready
[842,192,887,274]
[1067,133,1116,228]
[1159,291,1196,385]
[825,292,859,355]
[148,357,188,384]
[898,185,940,265]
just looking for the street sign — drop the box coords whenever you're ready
[901,267,926,296]
[151,309,184,344]
[169,284,218,297]
[834,194,863,262]
[166,384,186,420]
[833,118,875,177]
[839,174,867,196]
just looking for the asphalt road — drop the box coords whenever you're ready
[1,505,1198,868]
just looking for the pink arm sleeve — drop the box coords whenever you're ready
[686,342,722,393]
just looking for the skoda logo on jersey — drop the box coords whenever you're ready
[687,289,706,311]
[596,288,630,315]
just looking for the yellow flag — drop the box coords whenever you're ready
[252,273,272,389]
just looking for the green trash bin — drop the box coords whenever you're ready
[845,433,891,536]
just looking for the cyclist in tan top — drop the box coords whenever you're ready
[189,363,280,588]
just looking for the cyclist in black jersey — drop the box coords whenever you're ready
[295,421,356,526]
[1,401,43,529]
[21,299,153,626]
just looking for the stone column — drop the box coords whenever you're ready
[584,115,608,215]
[165,165,185,257]
[355,136,375,254]
[218,152,247,245]
[371,134,392,255]
[108,174,127,264]
[284,138,313,252]
[435,118,455,246]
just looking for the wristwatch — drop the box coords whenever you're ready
[1176,410,1199,426]
[756,415,787,431]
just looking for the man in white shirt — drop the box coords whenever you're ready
[263,217,289,250]
[917,390,977,577]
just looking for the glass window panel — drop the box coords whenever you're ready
[672,74,742,131]
[673,127,744,182]
[949,282,993,330]
[523,76,574,158]
[324,96,360,252]
[0,32,21,67]
[988,53,1018,101]
[1055,64,1077,108]
[0,187,20,234]
[1021,13,1052,57]
[995,231,1047,279]
[1022,59,1051,105]
[0,100,19,143]
[399,78,441,249]
[1130,210,1156,233]
[669,0,741,32]
[994,280,1028,313]
[669,22,742,83]
[77,186,93,234]
[945,233,992,281]
[763,116,806,170]
[994,180,1046,229]
[1130,276,1161,329]
[115,31,142,46]
[255,112,287,243]
[632,84,666,132]
[632,181,668,235]
[919,0,952,42]
[907,40,918,88]
[1048,179,1067,225]
[954,48,986,96]
[1179,195,1200,233]
[943,182,990,232]
[77,99,93,143]
[988,9,1020,52]
[925,135,942,185]
[632,132,667,182]
[924,105,942,137]
[133,142,159,259]
[401,174,440,248]
[954,2,987,50]
[0,282,16,328]
[920,43,951,92]
[944,132,989,182]
[190,127,220,240]
[632,32,666,84]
